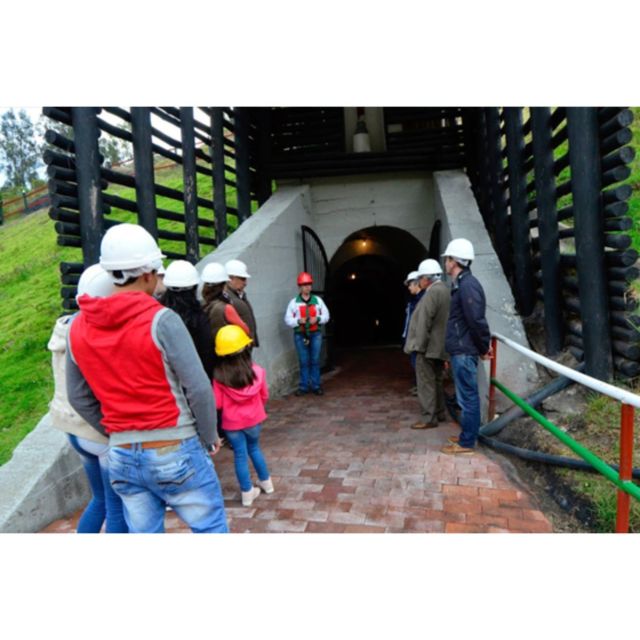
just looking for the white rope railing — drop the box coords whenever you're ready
[492,332,640,409]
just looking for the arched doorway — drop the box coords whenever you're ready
[327,226,429,348]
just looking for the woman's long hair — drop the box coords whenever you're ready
[214,348,256,389]
[202,282,226,307]
[159,287,203,332]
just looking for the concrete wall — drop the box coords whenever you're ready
[433,169,539,411]
[0,414,88,533]
[305,172,437,261]
[198,185,316,395]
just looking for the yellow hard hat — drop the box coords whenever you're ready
[215,324,253,356]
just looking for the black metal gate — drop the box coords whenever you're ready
[301,225,333,370]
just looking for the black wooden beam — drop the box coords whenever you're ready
[131,108,158,239]
[71,108,104,266]
[504,107,535,315]
[567,107,613,380]
[531,107,563,354]
[211,108,228,244]
[180,107,200,263]
[234,107,252,223]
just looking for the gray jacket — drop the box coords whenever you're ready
[403,280,450,360]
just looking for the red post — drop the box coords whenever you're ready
[488,336,498,421]
[615,403,634,533]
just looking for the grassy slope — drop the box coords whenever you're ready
[0,163,245,466]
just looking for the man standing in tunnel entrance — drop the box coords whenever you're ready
[285,272,330,396]
[440,238,492,455]
[405,259,450,430]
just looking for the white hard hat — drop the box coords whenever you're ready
[76,264,115,301]
[163,260,199,288]
[225,259,251,279]
[404,270,420,284]
[442,238,475,262]
[201,262,229,284]
[417,259,443,277]
[99,223,165,271]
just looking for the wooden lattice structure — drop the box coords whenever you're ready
[43,106,637,381]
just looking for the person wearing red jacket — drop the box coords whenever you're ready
[66,223,228,533]
[213,325,273,507]
[284,272,330,396]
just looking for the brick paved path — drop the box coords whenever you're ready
[41,348,552,533]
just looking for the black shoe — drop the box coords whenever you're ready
[295,389,308,396]
[313,388,324,396]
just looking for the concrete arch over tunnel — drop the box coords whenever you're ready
[327,226,428,346]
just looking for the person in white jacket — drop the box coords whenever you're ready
[284,272,330,396]
[48,264,128,533]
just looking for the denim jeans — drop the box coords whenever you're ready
[450,354,481,449]
[68,434,128,533]
[294,331,322,391]
[108,436,228,533]
[225,425,270,492]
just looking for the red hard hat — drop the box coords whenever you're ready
[297,271,313,285]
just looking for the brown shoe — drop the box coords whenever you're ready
[441,442,475,455]
[447,436,459,444]
[412,422,438,430]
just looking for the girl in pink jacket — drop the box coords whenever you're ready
[213,325,273,506]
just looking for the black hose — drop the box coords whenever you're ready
[479,433,640,480]
[480,362,586,437]
[479,361,640,480]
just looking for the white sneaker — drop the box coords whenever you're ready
[241,486,261,506]
[258,478,274,494]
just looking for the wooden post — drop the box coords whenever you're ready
[615,403,634,533]
[253,107,273,206]
[567,107,613,381]
[180,107,200,264]
[531,107,563,354]
[504,107,535,316]
[485,107,511,277]
[210,108,228,244]
[131,108,158,239]
[234,107,251,223]
[72,107,104,266]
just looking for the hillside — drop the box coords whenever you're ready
[0,163,243,465]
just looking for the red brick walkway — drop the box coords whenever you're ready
[41,348,552,533]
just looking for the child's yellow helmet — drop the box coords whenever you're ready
[215,325,253,356]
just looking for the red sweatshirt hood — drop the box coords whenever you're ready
[77,291,163,329]
[221,365,265,402]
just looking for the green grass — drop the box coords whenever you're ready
[559,392,640,532]
[0,161,251,466]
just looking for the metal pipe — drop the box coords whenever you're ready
[493,331,640,408]
[492,379,640,503]
[488,336,497,421]
[616,404,635,533]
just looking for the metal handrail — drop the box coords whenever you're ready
[489,332,638,533]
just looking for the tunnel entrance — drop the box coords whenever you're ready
[327,226,431,348]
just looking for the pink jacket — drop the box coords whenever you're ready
[213,364,268,431]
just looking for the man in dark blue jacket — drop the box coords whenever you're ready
[440,238,492,455]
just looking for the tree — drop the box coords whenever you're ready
[0,109,41,191]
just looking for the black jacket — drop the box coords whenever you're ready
[445,269,491,357]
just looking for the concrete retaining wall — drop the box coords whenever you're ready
[433,169,539,410]
[0,414,88,533]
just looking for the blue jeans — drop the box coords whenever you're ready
[68,434,128,533]
[451,354,481,449]
[107,436,228,533]
[294,331,322,391]
[225,425,270,492]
